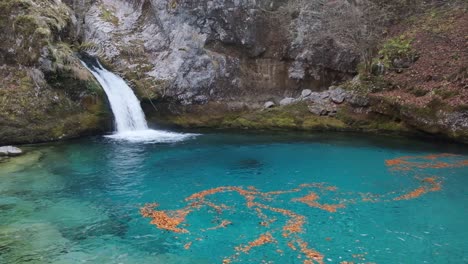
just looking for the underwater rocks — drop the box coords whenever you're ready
[0,146,22,156]
[0,222,70,263]
[0,151,42,175]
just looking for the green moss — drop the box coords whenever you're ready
[163,102,347,131]
[34,27,51,38]
[50,123,66,138]
[169,0,177,9]
[13,15,38,35]
[100,6,119,26]
[0,0,114,144]
[335,105,406,132]
[85,79,103,95]
[77,112,101,130]
[378,35,416,67]
[343,75,392,95]
[19,74,33,90]
[302,116,346,130]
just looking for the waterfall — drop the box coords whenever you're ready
[81,60,197,143]
[83,61,148,132]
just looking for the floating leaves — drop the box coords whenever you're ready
[140,153,466,263]
[293,192,345,213]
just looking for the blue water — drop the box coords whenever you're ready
[0,132,467,264]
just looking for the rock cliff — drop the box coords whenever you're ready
[78,0,358,106]
[0,0,111,144]
[0,0,466,144]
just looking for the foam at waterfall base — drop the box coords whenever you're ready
[105,129,199,143]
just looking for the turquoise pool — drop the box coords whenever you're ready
[0,132,467,263]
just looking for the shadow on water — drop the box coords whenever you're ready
[228,158,264,178]
[180,130,468,155]
[23,129,468,156]
[60,216,130,242]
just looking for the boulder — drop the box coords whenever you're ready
[320,91,330,99]
[307,92,323,103]
[0,146,23,156]
[329,87,348,104]
[301,89,312,98]
[279,97,296,106]
[264,101,275,109]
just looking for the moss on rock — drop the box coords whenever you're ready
[149,99,435,141]
[0,0,114,144]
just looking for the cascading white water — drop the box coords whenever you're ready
[84,61,148,132]
[81,60,197,143]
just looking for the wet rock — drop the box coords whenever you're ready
[329,87,348,104]
[0,146,22,156]
[264,101,275,109]
[280,97,296,106]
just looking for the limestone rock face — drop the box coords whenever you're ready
[77,0,358,107]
